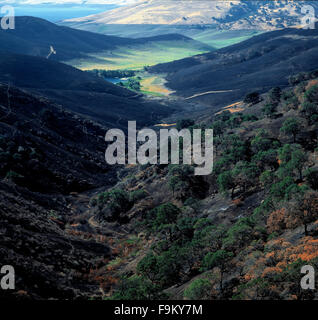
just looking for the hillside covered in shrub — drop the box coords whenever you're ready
[84,70,318,300]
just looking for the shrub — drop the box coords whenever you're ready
[146,203,181,232]
[176,119,195,130]
[184,279,211,300]
[130,189,147,203]
[215,110,231,122]
[201,250,233,293]
[262,103,276,118]
[223,218,255,249]
[244,92,260,105]
[288,72,307,85]
[280,118,302,142]
[251,130,272,153]
[283,95,299,111]
[97,188,131,222]
[137,248,185,287]
[260,170,275,187]
[268,87,281,104]
[304,84,318,104]
[301,101,318,124]
[212,120,224,137]
[217,171,236,198]
[184,197,200,212]
[110,276,166,300]
[269,176,295,200]
[305,169,318,190]
[252,149,278,170]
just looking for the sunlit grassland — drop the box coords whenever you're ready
[66,41,210,71]
[118,72,173,97]
[139,73,174,97]
[66,30,261,71]
[192,29,263,49]
[64,29,262,96]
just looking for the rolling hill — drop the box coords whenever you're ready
[63,0,318,30]
[0,52,134,96]
[67,33,213,71]
[0,16,136,61]
[0,16,212,68]
[149,27,318,107]
[0,52,174,128]
[59,22,261,54]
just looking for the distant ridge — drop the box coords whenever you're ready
[149,27,318,107]
[63,1,318,30]
[0,16,211,62]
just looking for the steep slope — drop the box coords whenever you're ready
[0,52,134,96]
[0,83,114,193]
[150,28,318,107]
[88,70,318,301]
[0,84,113,299]
[63,0,318,30]
[0,52,175,128]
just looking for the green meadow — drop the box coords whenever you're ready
[65,27,262,96]
[67,28,261,71]
[192,29,263,49]
[67,41,210,71]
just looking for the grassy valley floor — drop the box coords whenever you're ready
[63,27,262,97]
[139,73,175,97]
[66,42,210,71]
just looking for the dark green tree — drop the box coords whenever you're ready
[304,84,318,104]
[244,92,260,105]
[251,130,272,153]
[262,103,277,118]
[289,147,307,180]
[217,170,236,199]
[146,203,181,232]
[176,119,195,130]
[301,101,318,124]
[232,161,260,192]
[201,250,233,293]
[212,120,225,137]
[280,118,302,142]
[110,276,166,300]
[268,87,281,104]
[184,279,211,300]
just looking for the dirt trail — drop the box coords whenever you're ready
[185,89,235,100]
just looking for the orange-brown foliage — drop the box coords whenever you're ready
[244,237,318,282]
[306,79,318,90]
[267,208,287,233]
[233,198,243,207]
